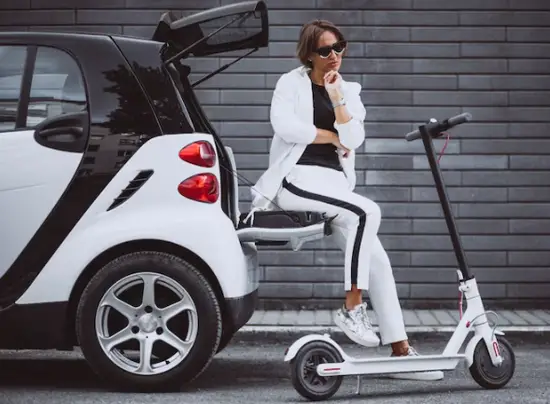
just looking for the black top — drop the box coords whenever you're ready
[296,81,342,171]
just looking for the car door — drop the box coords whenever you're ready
[0,44,89,300]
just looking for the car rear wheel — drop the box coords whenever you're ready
[75,251,222,392]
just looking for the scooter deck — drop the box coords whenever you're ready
[317,353,465,377]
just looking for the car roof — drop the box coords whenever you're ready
[0,30,162,46]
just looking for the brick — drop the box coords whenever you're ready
[361,186,411,202]
[449,123,508,138]
[413,219,509,234]
[508,188,550,202]
[363,75,457,90]
[462,43,550,58]
[220,89,272,105]
[76,9,165,24]
[363,11,459,26]
[414,0,508,8]
[411,251,506,267]
[459,203,550,218]
[459,11,550,26]
[413,59,507,74]
[366,170,461,186]
[0,0,30,8]
[476,268,550,283]
[365,106,462,122]
[270,10,363,25]
[259,283,313,299]
[365,43,460,58]
[509,0,550,8]
[269,26,301,41]
[412,187,507,202]
[0,10,75,25]
[361,90,412,105]
[194,89,219,105]
[411,27,505,42]
[340,26,411,42]
[126,0,218,7]
[510,219,550,234]
[32,0,124,7]
[410,283,506,299]
[459,75,550,90]
[414,155,507,170]
[355,155,413,170]
[364,138,458,154]
[222,139,268,153]
[508,252,550,266]
[510,156,550,169]
[463,172,549,186]
[393,268,457,283]
[189,73,265,89]
[219,57,299,73]
[507,284,550,298]
[508,123,550,138]
[379,202,459,219]
[219,122,271,137]
[233,153,269,169]
[348,60,412,74]
[461,139,550,154]
[467,107,550,122]
[318,0,412,8]
[203,105,267,121]
[509,91,550,106]
[508,60,550,74]
[264,266,342,282]
[507,27,550,42]
[413,91,507,106]
[364,123,415,138]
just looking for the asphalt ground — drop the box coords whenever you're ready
[0,333,549,404]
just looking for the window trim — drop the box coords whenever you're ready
[15,45,36,129]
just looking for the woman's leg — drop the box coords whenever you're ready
[276,167,382,346]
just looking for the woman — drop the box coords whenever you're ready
[250,20,443,381]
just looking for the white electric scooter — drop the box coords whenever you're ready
[283,112,516,401]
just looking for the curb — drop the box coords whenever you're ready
[233,325,550,345]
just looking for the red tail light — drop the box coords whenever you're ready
[179,141,216,167]
[178,173,219,203]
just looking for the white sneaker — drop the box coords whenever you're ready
[388,346,444,381]
[334,302,380,347]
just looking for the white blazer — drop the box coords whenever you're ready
[249,65,367,211]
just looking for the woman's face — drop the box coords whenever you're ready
[310,30,346,73]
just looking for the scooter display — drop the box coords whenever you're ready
[283,112,516,401]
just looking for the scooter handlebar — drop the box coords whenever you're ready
[405,112,472,142]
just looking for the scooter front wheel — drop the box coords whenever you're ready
[290,340,344,401]
[469,336,515,389]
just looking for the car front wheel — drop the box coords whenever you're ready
[75,251,222,392]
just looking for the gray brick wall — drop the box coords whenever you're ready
[2,0,550,309]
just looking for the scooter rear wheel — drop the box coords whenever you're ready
[469,336,515,389]
[290,340,343,401]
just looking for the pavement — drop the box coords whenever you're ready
[235,308,550,344]
[1,340,549,403]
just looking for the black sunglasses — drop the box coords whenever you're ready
[314,41,347,58]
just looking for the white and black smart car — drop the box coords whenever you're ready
[0,0,332,392]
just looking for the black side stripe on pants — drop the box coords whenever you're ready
[282,178,366,286]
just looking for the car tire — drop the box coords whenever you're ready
[75,251,222,392]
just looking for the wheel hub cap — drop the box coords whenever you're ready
[138,313,158,333]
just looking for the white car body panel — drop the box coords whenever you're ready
[0,130,82,278]
[17,133,260,304]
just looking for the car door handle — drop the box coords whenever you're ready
[37,126,83,138]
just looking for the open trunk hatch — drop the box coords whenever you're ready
[153,1,333,250]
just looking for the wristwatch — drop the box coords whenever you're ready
[332,97,346,108]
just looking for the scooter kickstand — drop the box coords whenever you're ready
[355,375,361,395]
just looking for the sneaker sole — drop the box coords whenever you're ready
[334,315,380,348]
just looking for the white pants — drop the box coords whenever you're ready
[276,165,408,344]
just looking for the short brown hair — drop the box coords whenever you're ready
[296,19,346,68]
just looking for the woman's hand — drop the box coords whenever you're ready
[332,135,350,158]
[324,70,343,101]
